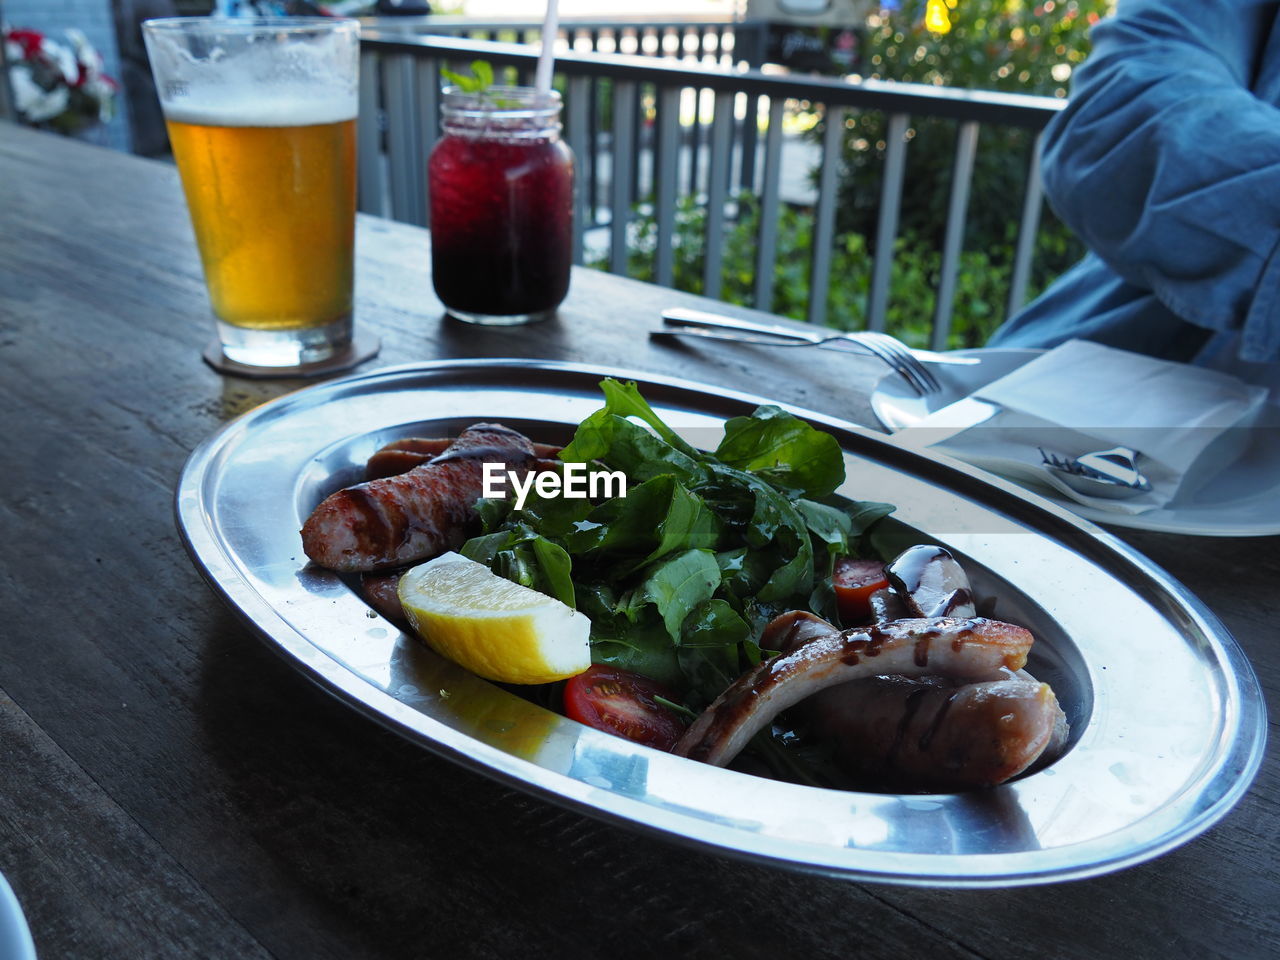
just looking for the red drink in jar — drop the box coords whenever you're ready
[428,87,574,325]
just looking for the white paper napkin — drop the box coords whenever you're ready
[905,340,1271,514]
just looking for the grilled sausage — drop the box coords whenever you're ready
[301,423,536,572]
[673,614,1034,767]
[808,675,1068,789]
[366,437,563,480]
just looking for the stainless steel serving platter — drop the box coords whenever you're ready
[175,359,1265,887]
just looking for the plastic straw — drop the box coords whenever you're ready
[534,0,560,97]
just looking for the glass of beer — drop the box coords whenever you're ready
[142,17,359,370]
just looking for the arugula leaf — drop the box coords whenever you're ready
[561,413,704,485]
[590,617,684,689]
[807,577,840,624]
[529,536,575,609]
[679,598,750,649]
[845,499,897,537]
[563,475,721,570]
[755,545,813,603]
[599,379,700,454]
[714,405,844,499]
[460,524,575,608]
[717,547,776,605]
[795,497,853,580]
[592,639,684,690]
[556,407,615,465]
[474,496,513,533]
[677,643,741,710]
[575,582,619,623]
[561,379,701,461]
[702,465,814,603]
[509,489,594,541]
[489,541,536,590]
[459,530,509,567]
[635,548,722,642]
[795,498,853,552]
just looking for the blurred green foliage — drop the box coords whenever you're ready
[601,194,1076,349]
[596,0,1112,348]
[840,0,1107,259]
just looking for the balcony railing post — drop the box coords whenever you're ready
[567,75,591,266]
[384,53,425,226]
[808,105,846,328]
[655,85,682,288]
[753,96,786,313]
[868,112,910,332]
[631,80,645,204]
[357,49,385,218]
[416,59,440,228]
[931,120,981,350]
[610,80,638,275]
[688,86,704,198]
[734,22,767,194]
[703,89,735,300]
[1008,131,1046,320]
[588,72,601,226]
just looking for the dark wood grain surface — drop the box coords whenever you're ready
[0,125,1276,960]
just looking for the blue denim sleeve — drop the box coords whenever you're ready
[1041,0,1280,361]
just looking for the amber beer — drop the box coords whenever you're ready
[165,106,357,335]
[143,17,360,368]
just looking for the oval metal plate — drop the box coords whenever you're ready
[174,360,1266,887]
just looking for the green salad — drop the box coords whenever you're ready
[460,379,894,712]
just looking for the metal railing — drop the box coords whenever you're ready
[360,15,749,66]
[358,28,1064,345]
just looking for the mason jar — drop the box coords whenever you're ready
[428,86,575,325]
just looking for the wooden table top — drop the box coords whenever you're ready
[0,125,1276,960]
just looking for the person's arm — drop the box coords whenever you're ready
[1042,0,1280,361]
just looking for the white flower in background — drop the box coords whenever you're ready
[10,67,70,123]
[2,23,118,132]
[85,77,116,122]
[68,29,104,80]
[43,34,80,85]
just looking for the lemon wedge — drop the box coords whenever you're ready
[397,552,591,685]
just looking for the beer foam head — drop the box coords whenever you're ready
[150,22,358,127]
[163,89,356,127]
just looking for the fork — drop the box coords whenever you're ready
[656,307,955,397]
[1038,446,1152,498]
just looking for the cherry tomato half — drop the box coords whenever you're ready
[833,557,890,625]
[563,665,687,751]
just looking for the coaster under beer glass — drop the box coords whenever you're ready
[143,18,360,370]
